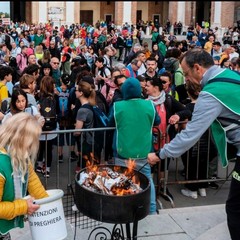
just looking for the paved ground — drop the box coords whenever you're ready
[9,144,233,240]
[11,204,230,240]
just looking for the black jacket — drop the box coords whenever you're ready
[164,94,192,140]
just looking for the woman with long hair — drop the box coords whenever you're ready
[2,88,44,126]
[0,112,48,240]
[74,80,96,173]
[36,76,58,178]
[145,77,191,201]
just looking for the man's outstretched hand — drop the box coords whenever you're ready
[148,152,161,166]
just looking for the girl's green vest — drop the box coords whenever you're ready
[0,152,28,234]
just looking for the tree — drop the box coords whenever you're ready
[0,12,10,18]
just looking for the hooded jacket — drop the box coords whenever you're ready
[110,77,160,158]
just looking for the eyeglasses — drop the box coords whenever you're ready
[183,67,191,77]
[134,65,140,69]
[52,62,60,65]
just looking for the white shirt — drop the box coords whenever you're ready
[137,63,147,75]
[229,52,239,61]
[10,46,21,58]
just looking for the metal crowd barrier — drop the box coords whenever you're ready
[39,127,115,230]
[157,122,235,208]
[39,127,115,189]
[38,124,234,212]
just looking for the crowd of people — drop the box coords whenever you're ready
[0,18,239,238]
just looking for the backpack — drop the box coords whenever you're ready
[98,65,112,90]
[96,90,109,115]
[4,34,14,51]
[56,87,69,118]
[103,56,111,68]
[82,104,109,129]
[1,97,11,114]
[100,65,112,78]
[186,31,194,41]
[162,57,178,74]
[162,58,184,99]
[81,104,109,157]
[39,95,57,131]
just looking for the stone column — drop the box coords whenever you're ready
[212,1,222,28]
[65,1,74,26]
[38,2,47,24]
[122,1,132,25]
[74,2,80,25]
[177,2,186,26]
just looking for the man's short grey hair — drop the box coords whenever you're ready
[231,57,238,64]
[222,44,231,51]
[133,43,142,50]
[114,63,126,70]
[131,58,139,65]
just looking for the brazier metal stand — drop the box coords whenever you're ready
[86,206,143,240]
[87,220,139,240]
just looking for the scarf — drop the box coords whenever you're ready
[147,91,166,106]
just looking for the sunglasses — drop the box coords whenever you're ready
[53,62,60,65]
[88,47,92,50]
[161,80,167,84]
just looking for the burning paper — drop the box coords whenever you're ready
[78,166,143,196]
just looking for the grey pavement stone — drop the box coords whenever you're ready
[166,205,227,239]
[9,204,229,240]
[195,221,230,240]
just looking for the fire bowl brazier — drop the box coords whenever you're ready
[75,164,150,224]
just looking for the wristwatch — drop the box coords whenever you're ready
[155,150,160,158]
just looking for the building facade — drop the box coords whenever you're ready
[11,2,240,30]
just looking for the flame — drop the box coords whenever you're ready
[82,158,142,196]
[84,152,100,172]
[90,152,100,164]
[124,159,136,176]
[132,175,140,186]
[111,186,133,196]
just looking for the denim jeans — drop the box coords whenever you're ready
[114,157,157,214]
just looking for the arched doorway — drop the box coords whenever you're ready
[10,2,26,22]
[195,1,211,27]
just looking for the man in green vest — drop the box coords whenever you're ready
[108,77,160,214]
[147,48,240,239]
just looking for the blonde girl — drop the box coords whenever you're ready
[0,113,48,239]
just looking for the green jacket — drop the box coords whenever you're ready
[158,41,167,57]
[151,32,159,42]
[202,69,240,167]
